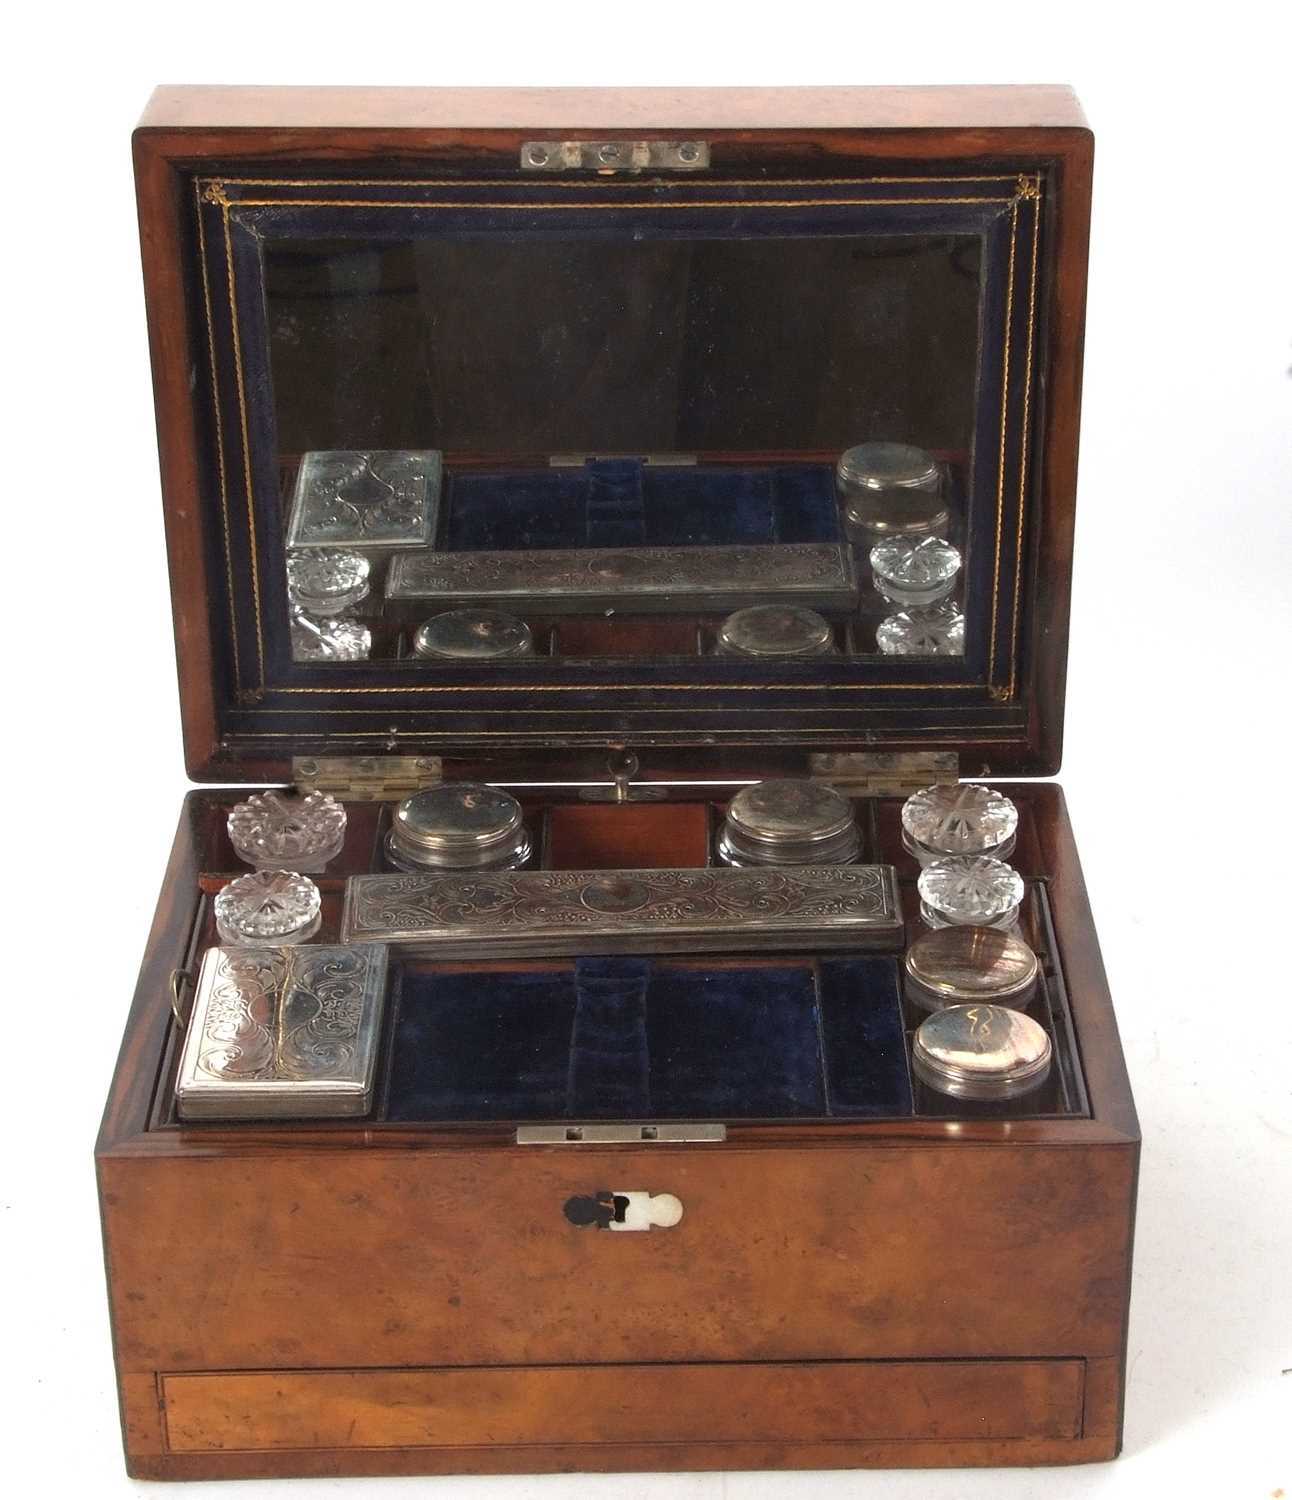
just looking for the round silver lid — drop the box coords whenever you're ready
[870,536,962,591]
[392,783,524,855]
[912,1003,1052,1100]
[876,603,965,656]
[413,608,534,660]
[286,549,371,615]
[727,779,855,847]
[904,925,1039,1011]
[716,605,834,658]
[901,783,1019,859]
[214,870,322,946]
[227,789,347,870]
[918,856,1025,927]
[837,442,941,494]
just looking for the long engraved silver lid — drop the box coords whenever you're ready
[912,1003,1052,1100]
[901,783,1018,865]
[227,789,348,873]
[918,855,1024,931]
[413,608,533,660]
[715,605,835,658]
[386,782,531,871]
[286,548,371,616]
[876,602,965,656]
[718,778,860,866]
[904,926,1039,1013]
[214,870,322,947]
[870,536,962,608]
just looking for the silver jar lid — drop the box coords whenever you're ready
[386,782,532,872]
[717,778,860,866]
[837,442,942,496]
[918,855,1024,931]
[413,607,534,660]
[876,602,965,656]
[715,605,835,658]
[838,443,948,541]
[290,611,372,661]
[901,783,1018,864]
[227,789,348,873]
[904,926,1039,1013]
[870,536,962,608]
[912,1003,1052,1100]
[286,548,371,616]
[214,870,322,947]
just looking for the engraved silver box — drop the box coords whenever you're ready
[174,944,389,1120]
[342,864,903,957]
[837,442,949,541]
[413,607,534,660]
[918,855,1024,932]
[227,789,348,873]
[911,1003,1052,1100]
[386,783,532,872]
[286,449,442,551]
[717,779,860,866]
[286,548,371,615]
[901,782,1018,865]
[386,542,859,614]
[214,870,322,946]
[714,605,835,658]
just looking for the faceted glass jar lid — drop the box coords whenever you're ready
[912,1003,1052,1099]
[904,925,1039,1010]
[918,855,1024,927]
[286,548,371,615]
[870,536,962,591]
[413,607,534,660]
[876,602,965,656]
[214,870,322,946]
[716,605,834,657]
[901,783,1018,860]
[227,789,348,872]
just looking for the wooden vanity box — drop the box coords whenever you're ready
[98,86,1138,1480]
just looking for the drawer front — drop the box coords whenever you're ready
[104,1141,1134,1371]
[161,1358,1085,1454]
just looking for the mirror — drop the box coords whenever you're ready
[263,230,982,665]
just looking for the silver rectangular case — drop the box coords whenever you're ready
[286,450,442,551]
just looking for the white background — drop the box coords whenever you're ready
[3,3,1289,1496]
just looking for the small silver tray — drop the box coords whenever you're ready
[286,450,442,551]
[175,944,389,1120]
[340,864,901,957]
[385,542,859,614]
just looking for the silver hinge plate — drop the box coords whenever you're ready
[516,1122,726,1145]
[809,751,960,796]
[521,139,709,173]
[293,755,443,801]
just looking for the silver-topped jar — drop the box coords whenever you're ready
[214,870,322,947]
[918,855,1024,931]
[290,611,372,661]
[714,605,835,658]
[876,601,965,656]
[717,779,860,867]
[227,789,348,873]
[912,1003,1052,1100]
[901,783,1018,865]
[286,548,371,616]
[904,926,1040,1014]
[386,782,532,872]
[837,442,948,541]
[413,607,534,661]
[869,536,962,608]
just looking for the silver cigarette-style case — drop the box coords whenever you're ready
[286,449,442,551]
[175,944,390,1120]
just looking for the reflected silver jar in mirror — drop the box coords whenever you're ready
[901,783,1018,865]
[714,605,835,658]
[386,783,531,872]
[904,926,1039,1014]
[838,442,948,541]
[870,536,961,609]
[876,601,965,656]
[717,779,860,867]
[286,549,371,616]
[413,607,534,661]
[214,870,322,947]
[912,1003,1052,1100]
[228,789,348,873]
[918,855,1024,931]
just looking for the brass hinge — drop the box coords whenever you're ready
[292,755,443,801]
[808,751,959,796]
[520,140,709,173]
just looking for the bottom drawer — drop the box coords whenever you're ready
[162,1358,1085,1454]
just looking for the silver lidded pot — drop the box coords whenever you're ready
[837,441,949,542]
[413,607,534,660]
[901,782,1018,866]
[903,925,1040,1014]
[386,782,532,872]
[717,778,860,867]
[912,1003,1052,1100]
[715,605,835,658]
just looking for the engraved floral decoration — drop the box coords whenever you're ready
[875,602,965,656]
[901,784,1018,856]
[228,789,348,869]
[917,856,1024,925]
[287,450,442,548]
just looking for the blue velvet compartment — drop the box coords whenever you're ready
[440,459,841,551]
[385,954,912,1122]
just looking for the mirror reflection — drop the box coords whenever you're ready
[266,232,980,664]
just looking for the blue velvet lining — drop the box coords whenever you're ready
[440,460,841,551]
[385,954,911,1122]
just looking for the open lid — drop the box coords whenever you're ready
[134,86,1092,782]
